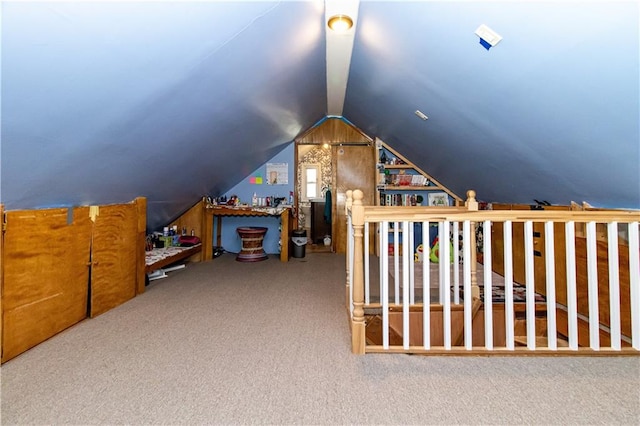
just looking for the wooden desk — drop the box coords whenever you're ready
[202,205,293,262]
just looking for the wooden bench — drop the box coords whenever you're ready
[145,244,202,274]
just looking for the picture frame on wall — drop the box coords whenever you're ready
[428,192,449,206]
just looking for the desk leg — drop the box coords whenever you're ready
[203,210,213,261]
[280,210,291,262]
[216,216,222,248]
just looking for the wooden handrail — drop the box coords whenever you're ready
[362,209,640,224]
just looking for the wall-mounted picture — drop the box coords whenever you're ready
[428,192,449,206]
[266,162,288,185]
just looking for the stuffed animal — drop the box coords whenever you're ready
[414,244,424,262]
[429,237,454,263]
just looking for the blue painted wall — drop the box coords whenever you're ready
[219,143,295,254]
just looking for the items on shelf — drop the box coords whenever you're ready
[204,194,289,208]
[378,170,429,187]
[380,193,427,206]
[378,150,405,165]
[148,230,200,249]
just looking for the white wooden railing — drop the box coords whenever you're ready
[345,189,640,355]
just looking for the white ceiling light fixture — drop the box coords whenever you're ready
[325,0,360,116]
[475,24,502,50]
[415,110,428,121]
[328,14,353,32]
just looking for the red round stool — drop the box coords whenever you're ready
[236,227,268,262]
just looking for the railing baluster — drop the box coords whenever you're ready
[378,222,383,307]
[365,221,370,305]
[453,222,460,305]
[442,220,452,349]
[586,221,600,350]
[382,221,389,350]
[394,223,400,305]
[402,221,410,350]
[607,222,621,350]
[565,221,578,350]
[504,221,515,350]
[483,220,494,349]
[409,220,415,305]
[438,221,444,305]
[463,220,472,349]
[524,221,536,350]
[423,221,430,349]
[629,222,640,350]
[544,221,557,350]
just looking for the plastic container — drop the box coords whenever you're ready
[292,229,307,258]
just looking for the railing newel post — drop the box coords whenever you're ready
[351,190,366,354]
[466,190,480,299]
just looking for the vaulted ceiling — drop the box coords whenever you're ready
[2,1,638,231]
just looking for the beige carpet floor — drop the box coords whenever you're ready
[1,253,639,425]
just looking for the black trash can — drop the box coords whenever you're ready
[292,229,307,258]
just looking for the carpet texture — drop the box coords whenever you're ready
[1,253,638,425]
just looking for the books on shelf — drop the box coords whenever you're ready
[378,172,429,187]
[411,174,427,186]
[380,193,420,206]
[397,174,412,186]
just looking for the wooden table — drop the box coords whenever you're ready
[202,205,293,262]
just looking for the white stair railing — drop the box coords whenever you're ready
[345,189,640,355]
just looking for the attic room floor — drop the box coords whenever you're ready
[306,243,332,254]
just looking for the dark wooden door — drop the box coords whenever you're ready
[333,144,375,254]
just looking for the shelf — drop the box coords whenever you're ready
[375,138,462,206]
[379,185,443,191]
[381,164,412,169]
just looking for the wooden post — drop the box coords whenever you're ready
[345,190,353,315]
[202,199,213,261]
[465,190,480,299]
[351,190,366,354]
[135,197,147,295]
[280,208,291,262]
[0,203,4,359]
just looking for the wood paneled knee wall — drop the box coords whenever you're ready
[0,198,146,363]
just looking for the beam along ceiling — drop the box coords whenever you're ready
[1,1,638,231]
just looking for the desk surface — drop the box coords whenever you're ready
[205,205,292,216]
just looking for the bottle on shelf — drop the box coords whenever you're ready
[379,150,387,164]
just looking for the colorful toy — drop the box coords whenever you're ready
[429,237,454,263]
[414,244,424,262]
